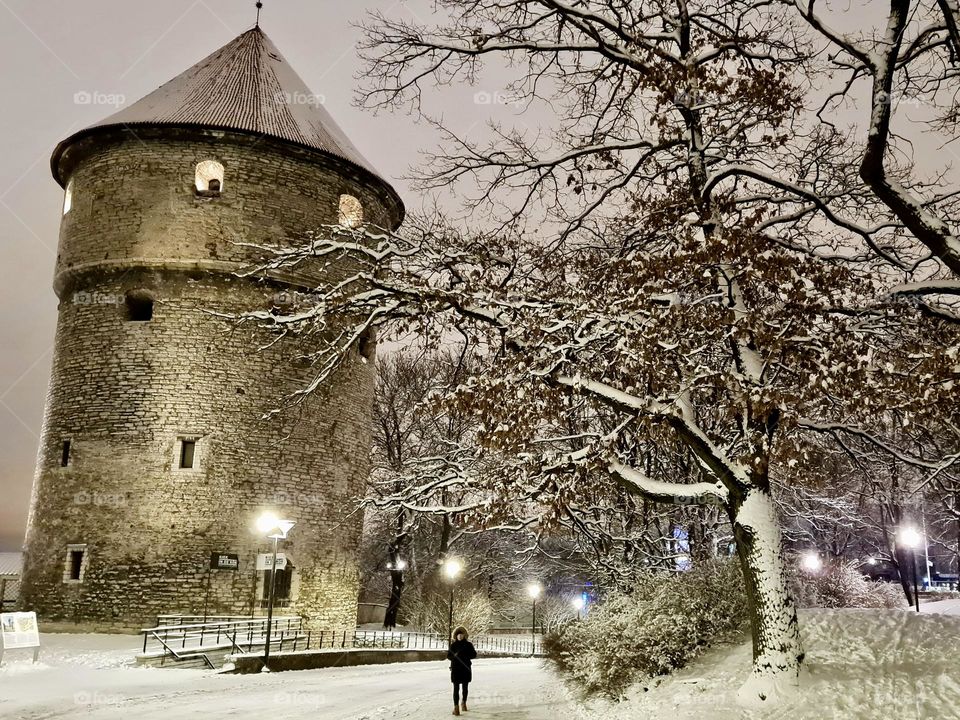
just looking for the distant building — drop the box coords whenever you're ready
[19,27,403,630]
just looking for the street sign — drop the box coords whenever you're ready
[256,553,287,571]
[209,552,240,571]
[0,611,40,664]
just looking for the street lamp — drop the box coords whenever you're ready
[256,512,295,671]
[527,583,542,654]
[801,552,821,573]
[443,558,463,642]
[899,526,922,613]
[572,595,585,620]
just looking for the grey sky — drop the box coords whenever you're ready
[0,0,489,551]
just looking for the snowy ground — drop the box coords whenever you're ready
[920,598,960,616]
[2,609,958,719]
[0,634,571,720]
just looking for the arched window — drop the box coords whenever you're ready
[195,160,224,194]
[338,194,363,227]
[63,180,73,215]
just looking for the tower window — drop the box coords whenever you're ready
[125,291,154,321]
[63,181,73,215]
[174,436,201,471]
[60,439,72,467]
[195,160,224,194]
[338,194,363,227]
[63,544,87,583]
[179,439,196,469]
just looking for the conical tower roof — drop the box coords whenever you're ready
[52,27,393,194]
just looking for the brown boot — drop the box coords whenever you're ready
[461,701,468,712]
[453,707,460,716]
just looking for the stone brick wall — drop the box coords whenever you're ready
[20,129,401,632]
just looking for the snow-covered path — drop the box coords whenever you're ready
[0,635,574,720]
[920,598,960,615]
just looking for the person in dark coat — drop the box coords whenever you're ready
[447,625,477,715]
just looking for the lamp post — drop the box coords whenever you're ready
[442,558,463,642]
[256,512,295,671]
[572,595,585,620]
[899,526,922,612]
[527,583,542,655]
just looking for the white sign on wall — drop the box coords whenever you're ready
[0,611,40,664]
[256,553,287,571]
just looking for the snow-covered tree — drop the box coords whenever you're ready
[243,0,959,705]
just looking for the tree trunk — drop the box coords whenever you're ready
[384,569,404,630]
[730,487,804,707]
[892,544,915,607]
[383,509,408,630]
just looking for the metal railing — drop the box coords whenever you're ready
[305,630,543,656]
[141,616,305,661]
[140,620,544,668]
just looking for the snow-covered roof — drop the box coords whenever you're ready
[0,552,22,577]
[52,27,394,195]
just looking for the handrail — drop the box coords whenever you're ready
[141,621,544,668]
[143,616,301,633]
[140,616,304,657]
[149,630,216,670]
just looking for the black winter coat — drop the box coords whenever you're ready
[447,639,477,683]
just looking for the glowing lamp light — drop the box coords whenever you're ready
[898,527,922,548]
[256,512,295,539]
[527,583,542,600]
[801,552,822,572]
[572,596,586,611]
[394,559,408,571]
[443,558,463,580]
[256,512,279,534]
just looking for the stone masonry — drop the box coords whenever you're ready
[19,125,402,631]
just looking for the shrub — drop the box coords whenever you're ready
[789,561,906,609]
[543,560,748,698]
[407,586,493,638]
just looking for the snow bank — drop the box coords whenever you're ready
[582,609,960,719]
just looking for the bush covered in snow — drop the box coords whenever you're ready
[543,560,748,698]
[408,587,493,638]
[789,562,906,609]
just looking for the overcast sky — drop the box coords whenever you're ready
[0,0,513,551]
[0,2,954,552]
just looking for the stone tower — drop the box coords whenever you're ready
[19,27,403,631]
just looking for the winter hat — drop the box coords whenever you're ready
[451,625,469,640]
